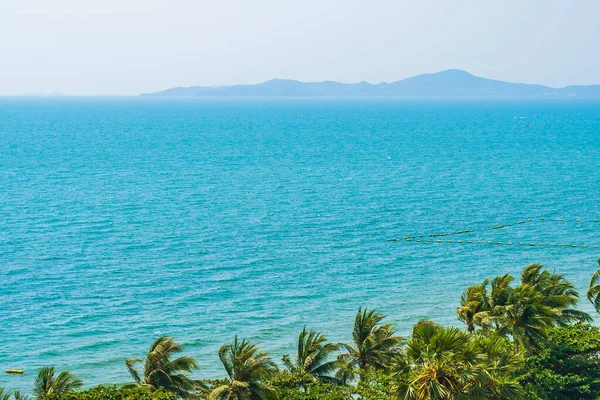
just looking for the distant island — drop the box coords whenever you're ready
[141,69,600,98]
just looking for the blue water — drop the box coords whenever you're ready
[1,98,599,392]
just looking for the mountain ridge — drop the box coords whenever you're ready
[141,69,600,97]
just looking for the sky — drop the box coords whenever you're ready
[1,0,600,95]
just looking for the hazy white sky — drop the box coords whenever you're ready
[1,0,599,95]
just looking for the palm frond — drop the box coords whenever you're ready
[215,336,278,399]
[32,367,81,399]
[126,337,200,398]
[207,385,229,400]
[0,387,12,400]
[125,358,143,384]
[587,259,600,313]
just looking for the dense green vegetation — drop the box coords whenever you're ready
[518,324,600,399]
[52,387,176,400]
[2,261,600,399]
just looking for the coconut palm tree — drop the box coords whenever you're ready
[124,336,205,398]
[586,259,600,313]
[457,281,488,332]
[209,336,278,400]
[392,320,524,400]
[495,284,566,353]
[520,264,591,325]
[460,265,590,353]
[482,274,514,329]
[493,264,590,353]
[32,367,83,399]
[336,308,403,384]
[282,327,341,385]
[467,274,515,331]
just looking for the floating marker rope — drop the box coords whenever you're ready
[387,238,598,249]
[388,217,599,249]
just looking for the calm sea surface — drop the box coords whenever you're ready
[1,98,599,391]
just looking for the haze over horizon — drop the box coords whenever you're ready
[1,0,600,95]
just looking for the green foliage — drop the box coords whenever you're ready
[518,324,600,399]
[270,372,352,400]
[48,386,176,400]
[335,308,403,384]
[456,264,591,353]
[520,264,591,325]
[392,320,524,400]
[1,387,12,400]
[200,381,229,395]
[33,367,83,400]
[5,262,599,400]
[275,384,351,400]
[586,259,600,313]
[352,369,392,400]
[124,336,205,398]
[282,327,341,385]
[456,281,488,333]
[13,391,30,400]
[209,336,279,400]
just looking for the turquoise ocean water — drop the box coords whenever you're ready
[1,98,599,391]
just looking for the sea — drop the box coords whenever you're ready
[1,97,599,392]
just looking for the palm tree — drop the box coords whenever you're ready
[282,327,340,385]
[468,274,515,331]
[125,336,205,398]
[457,281,488,332]
[500,264,590,352]
[209,336,279,400]
[32,367,83,399]
[587,259,600,313]
[392,320,523,400]
[520,264,591,325]
[456,274,515,332]
[0,387,12,400]
[460,265,590,353]
[482,274,514,329]
[336,308,403,384]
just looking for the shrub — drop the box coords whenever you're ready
[518,324,600,399]
[50,386,177,400]
[270,372,353,400]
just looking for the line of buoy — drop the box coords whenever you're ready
[6,370,24,374]
[408,217,600,239]
[388,237,598,249]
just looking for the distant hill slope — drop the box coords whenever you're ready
[141,69,600,97]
